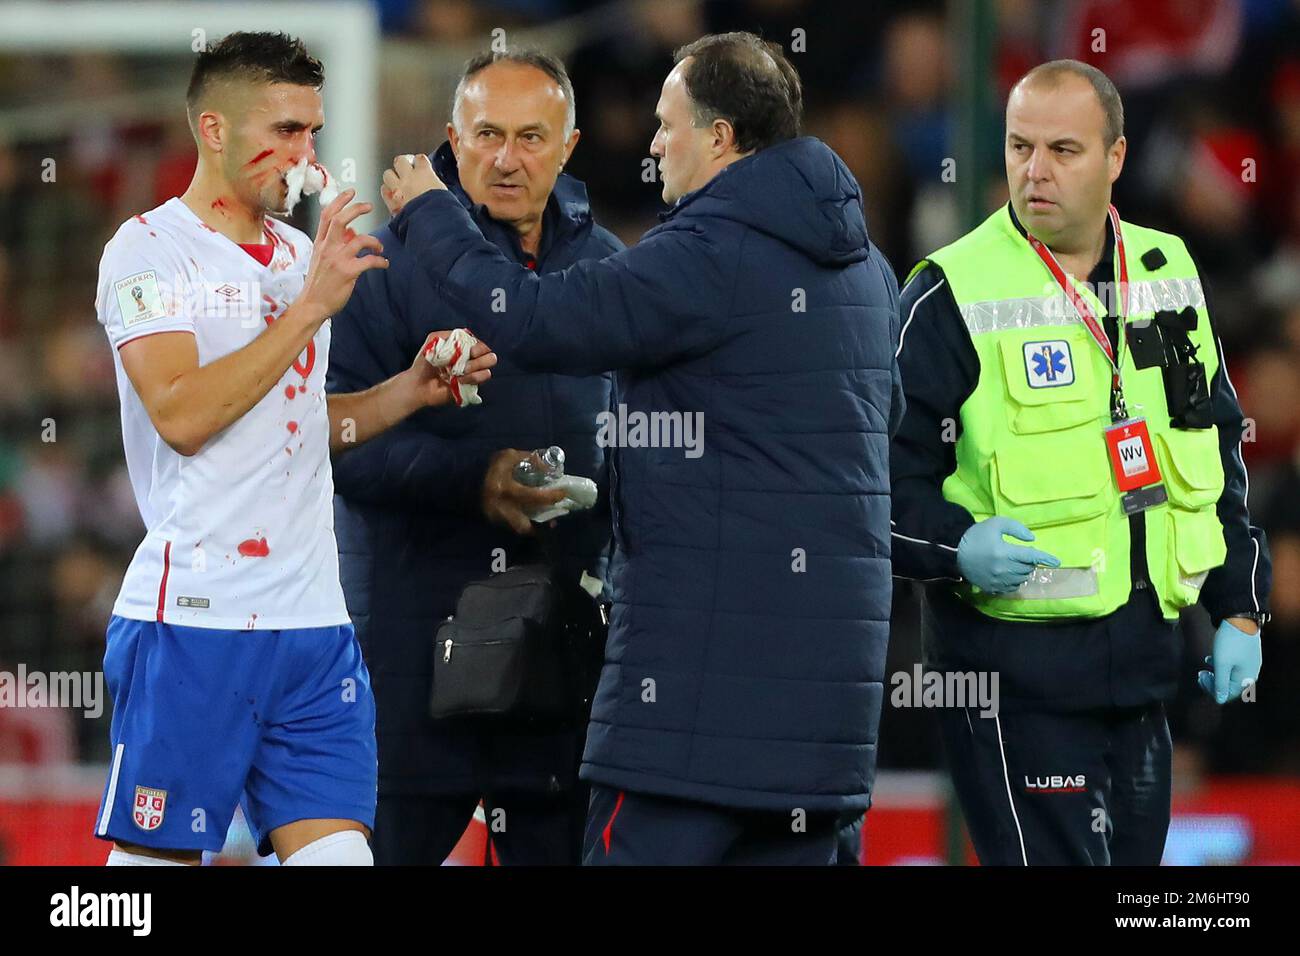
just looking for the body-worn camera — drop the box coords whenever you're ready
[1125,306,1213,429]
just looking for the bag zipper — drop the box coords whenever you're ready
[442,637,519,662]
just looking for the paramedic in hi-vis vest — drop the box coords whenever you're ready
[890,59,1271,866]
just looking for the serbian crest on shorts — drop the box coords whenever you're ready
[133,786,167,831]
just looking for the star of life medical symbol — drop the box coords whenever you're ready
[1024,339,1075,388]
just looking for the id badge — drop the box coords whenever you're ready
[1104,417,1168,514]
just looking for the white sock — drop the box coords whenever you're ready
[281,830,373,866]
[106,848,192,866]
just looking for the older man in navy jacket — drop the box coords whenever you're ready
[328,49,623,865]
[383,32,902,865]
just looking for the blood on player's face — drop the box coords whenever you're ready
[225,82,323,214]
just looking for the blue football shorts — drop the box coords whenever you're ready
[93,615,377,855]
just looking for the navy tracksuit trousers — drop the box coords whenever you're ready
[938,702,1172,865]
[583,786,843,865]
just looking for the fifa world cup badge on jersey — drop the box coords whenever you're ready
[133,785,167,831]
[115,270,166,328]
[1023,339,1074,388]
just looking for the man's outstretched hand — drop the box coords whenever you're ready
[329,331,496,455]
[382,154,447,216]
[407,331,495,409]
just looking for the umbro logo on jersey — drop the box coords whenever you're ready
[198,280,260,324]
[176,596,210,609]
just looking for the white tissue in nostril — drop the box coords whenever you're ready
[283,157,341,213]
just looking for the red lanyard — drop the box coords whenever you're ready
[1025,204,1129,416]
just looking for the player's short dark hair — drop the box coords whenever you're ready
[672,31,802,154]
[1014,59,1125,147]
[186,31,324,122]
[452,47,576,136]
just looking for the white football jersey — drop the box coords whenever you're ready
[95,197,349,630]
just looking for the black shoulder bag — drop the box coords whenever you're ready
[429,564,573,721]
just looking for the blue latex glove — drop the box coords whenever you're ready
[1197,619,1262,704]
[957,516,1061,595]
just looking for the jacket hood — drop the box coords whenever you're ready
[666,137,870,267]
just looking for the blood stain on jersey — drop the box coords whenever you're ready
[237,537,270,557]
[286,421,298,434]
[134,214,148,225]
[285,385,296,399]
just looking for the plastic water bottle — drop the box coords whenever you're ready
[511,446,598,522]
[514,446,565,487]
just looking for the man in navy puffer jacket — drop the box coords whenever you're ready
[382,32,903,865]
[329,50,622,865]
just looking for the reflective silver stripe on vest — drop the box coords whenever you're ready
[959,278,1206,335]
[1179,570,1209,592]
[1004,566,1099,600]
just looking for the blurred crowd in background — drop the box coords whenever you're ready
[1,0,1298,784]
